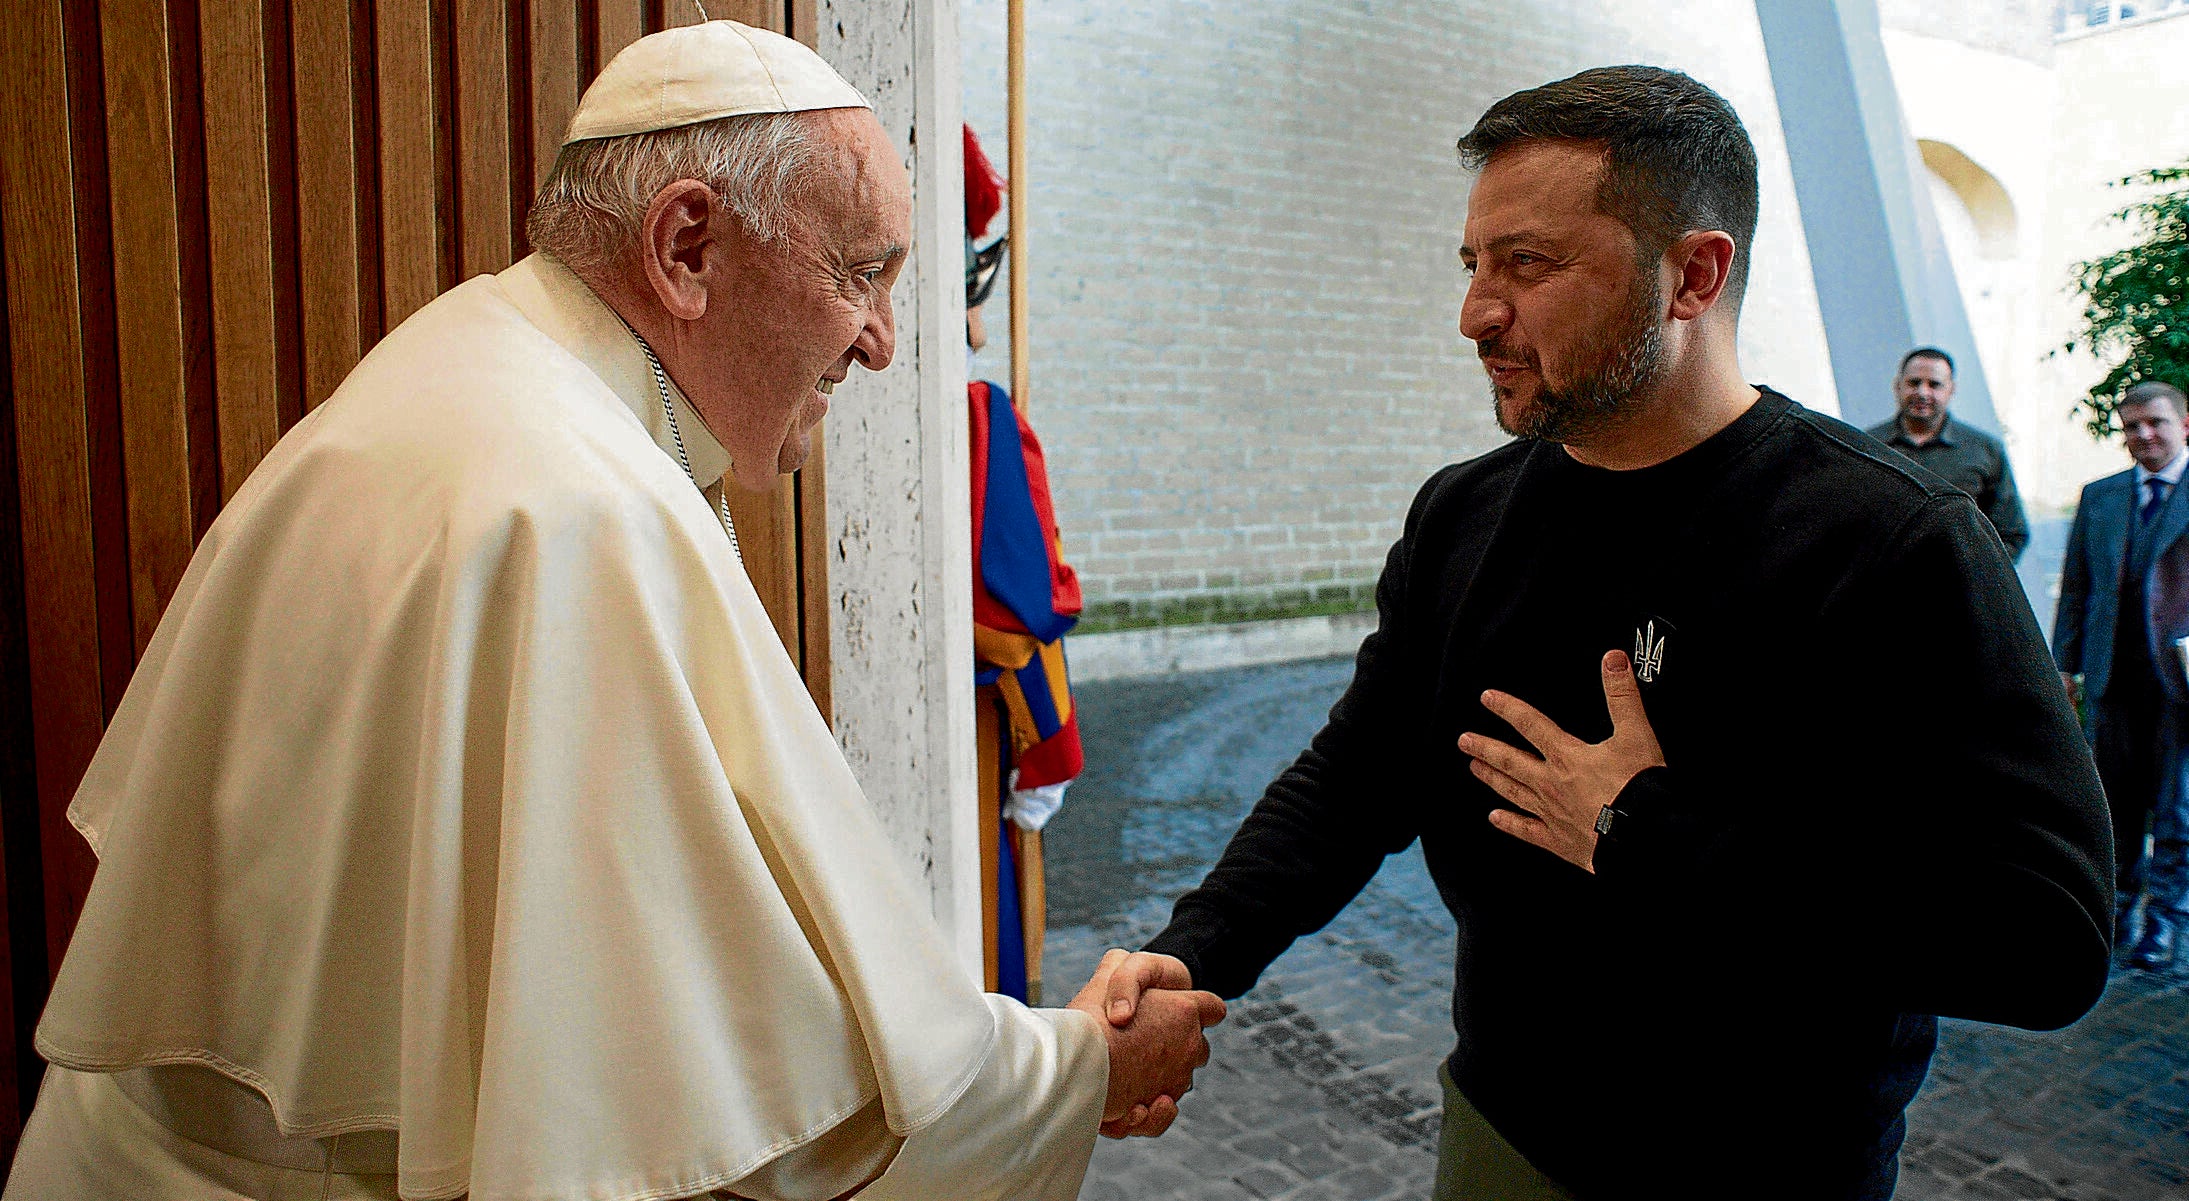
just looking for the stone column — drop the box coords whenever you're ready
[1755,0,1998,431]
[816,0,983,982]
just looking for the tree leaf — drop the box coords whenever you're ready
[2067,160,2189,435]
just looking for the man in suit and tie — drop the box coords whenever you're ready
[2057,379,2189,969]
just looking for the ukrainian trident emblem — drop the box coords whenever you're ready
[1632,620,1668,684]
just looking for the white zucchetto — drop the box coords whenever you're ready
[565,19,870,144]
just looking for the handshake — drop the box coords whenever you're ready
[1066,949,1228,1139]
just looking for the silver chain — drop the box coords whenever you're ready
[619,320,741,563]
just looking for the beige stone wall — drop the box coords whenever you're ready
[960,0,1834,629]
[822,0,984,965]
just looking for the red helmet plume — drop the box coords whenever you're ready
[964,124,1006,238]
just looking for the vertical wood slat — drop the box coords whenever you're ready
[347,0,384,351]
[199,0,283,496]
[292,0,367,412]
[68,0,133,916]
[65,0,135,743]
[0,197,36,1148]
[1,0,106,982]
[709,0,774,29]
[529,0,578,192]
[99,0,200,655]
[257,0,307,426]
[506,0,532,258]
[455,0,512,279]
[722,477,799,668]
[796,452,829,720]
[377,0,439,326]
[788,0,815,46]
[596,0,643,65]
[166,0,220,544]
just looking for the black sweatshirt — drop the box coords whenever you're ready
[1145,389,2113,1199]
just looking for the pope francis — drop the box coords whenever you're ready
[4,21,1223,1201]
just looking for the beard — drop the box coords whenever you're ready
[1482,273,1668,443]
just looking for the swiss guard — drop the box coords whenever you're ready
[967,124,1084,1004]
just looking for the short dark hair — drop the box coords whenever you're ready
[2123,380,2189,419]
[1457,66,1761,305]
[1899,347,1954,377]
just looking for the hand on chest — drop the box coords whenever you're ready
[1416,449,1828,868]
[1428,518,1797,829]
[1462,607,1698,751]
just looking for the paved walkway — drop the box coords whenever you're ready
[1043,656,2189,1201]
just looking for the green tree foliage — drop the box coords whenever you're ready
[2062,163,2189,438]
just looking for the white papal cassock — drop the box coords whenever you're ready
[7,253,1107,1201]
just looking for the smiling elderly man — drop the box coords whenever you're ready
[7,22,1219,1201]
[1116,65,2112,1200]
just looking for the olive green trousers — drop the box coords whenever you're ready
[1433,1065,1577,1201]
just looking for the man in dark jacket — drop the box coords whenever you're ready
[2055,380,2189,969]
[1103,67,2113,1200]
[1866,347,2029,560]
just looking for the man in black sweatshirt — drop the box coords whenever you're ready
[1103,67,2113,1199]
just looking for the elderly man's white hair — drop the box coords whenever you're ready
[527,111,819,278]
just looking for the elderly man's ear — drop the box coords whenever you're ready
[641,180,722,323]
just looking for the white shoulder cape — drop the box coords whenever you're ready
[37,261,1009,1201]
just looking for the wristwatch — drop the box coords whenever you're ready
[1593,804,1619,838]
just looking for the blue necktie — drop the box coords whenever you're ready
[2142,477,2171,524]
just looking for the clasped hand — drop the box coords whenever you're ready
[1066,949,1227,1139]
[1456,648,1665,872]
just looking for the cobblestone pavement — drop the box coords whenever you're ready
[1043,656,2189,1201]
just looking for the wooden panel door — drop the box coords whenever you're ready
[0,0,829,1154]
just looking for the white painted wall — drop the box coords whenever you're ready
[1882,29,2077,503]
[2039,15,2189,502]
[1883,15,2189,512]
[816,0,983,982]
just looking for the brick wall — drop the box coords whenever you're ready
[960,0,1837,630]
